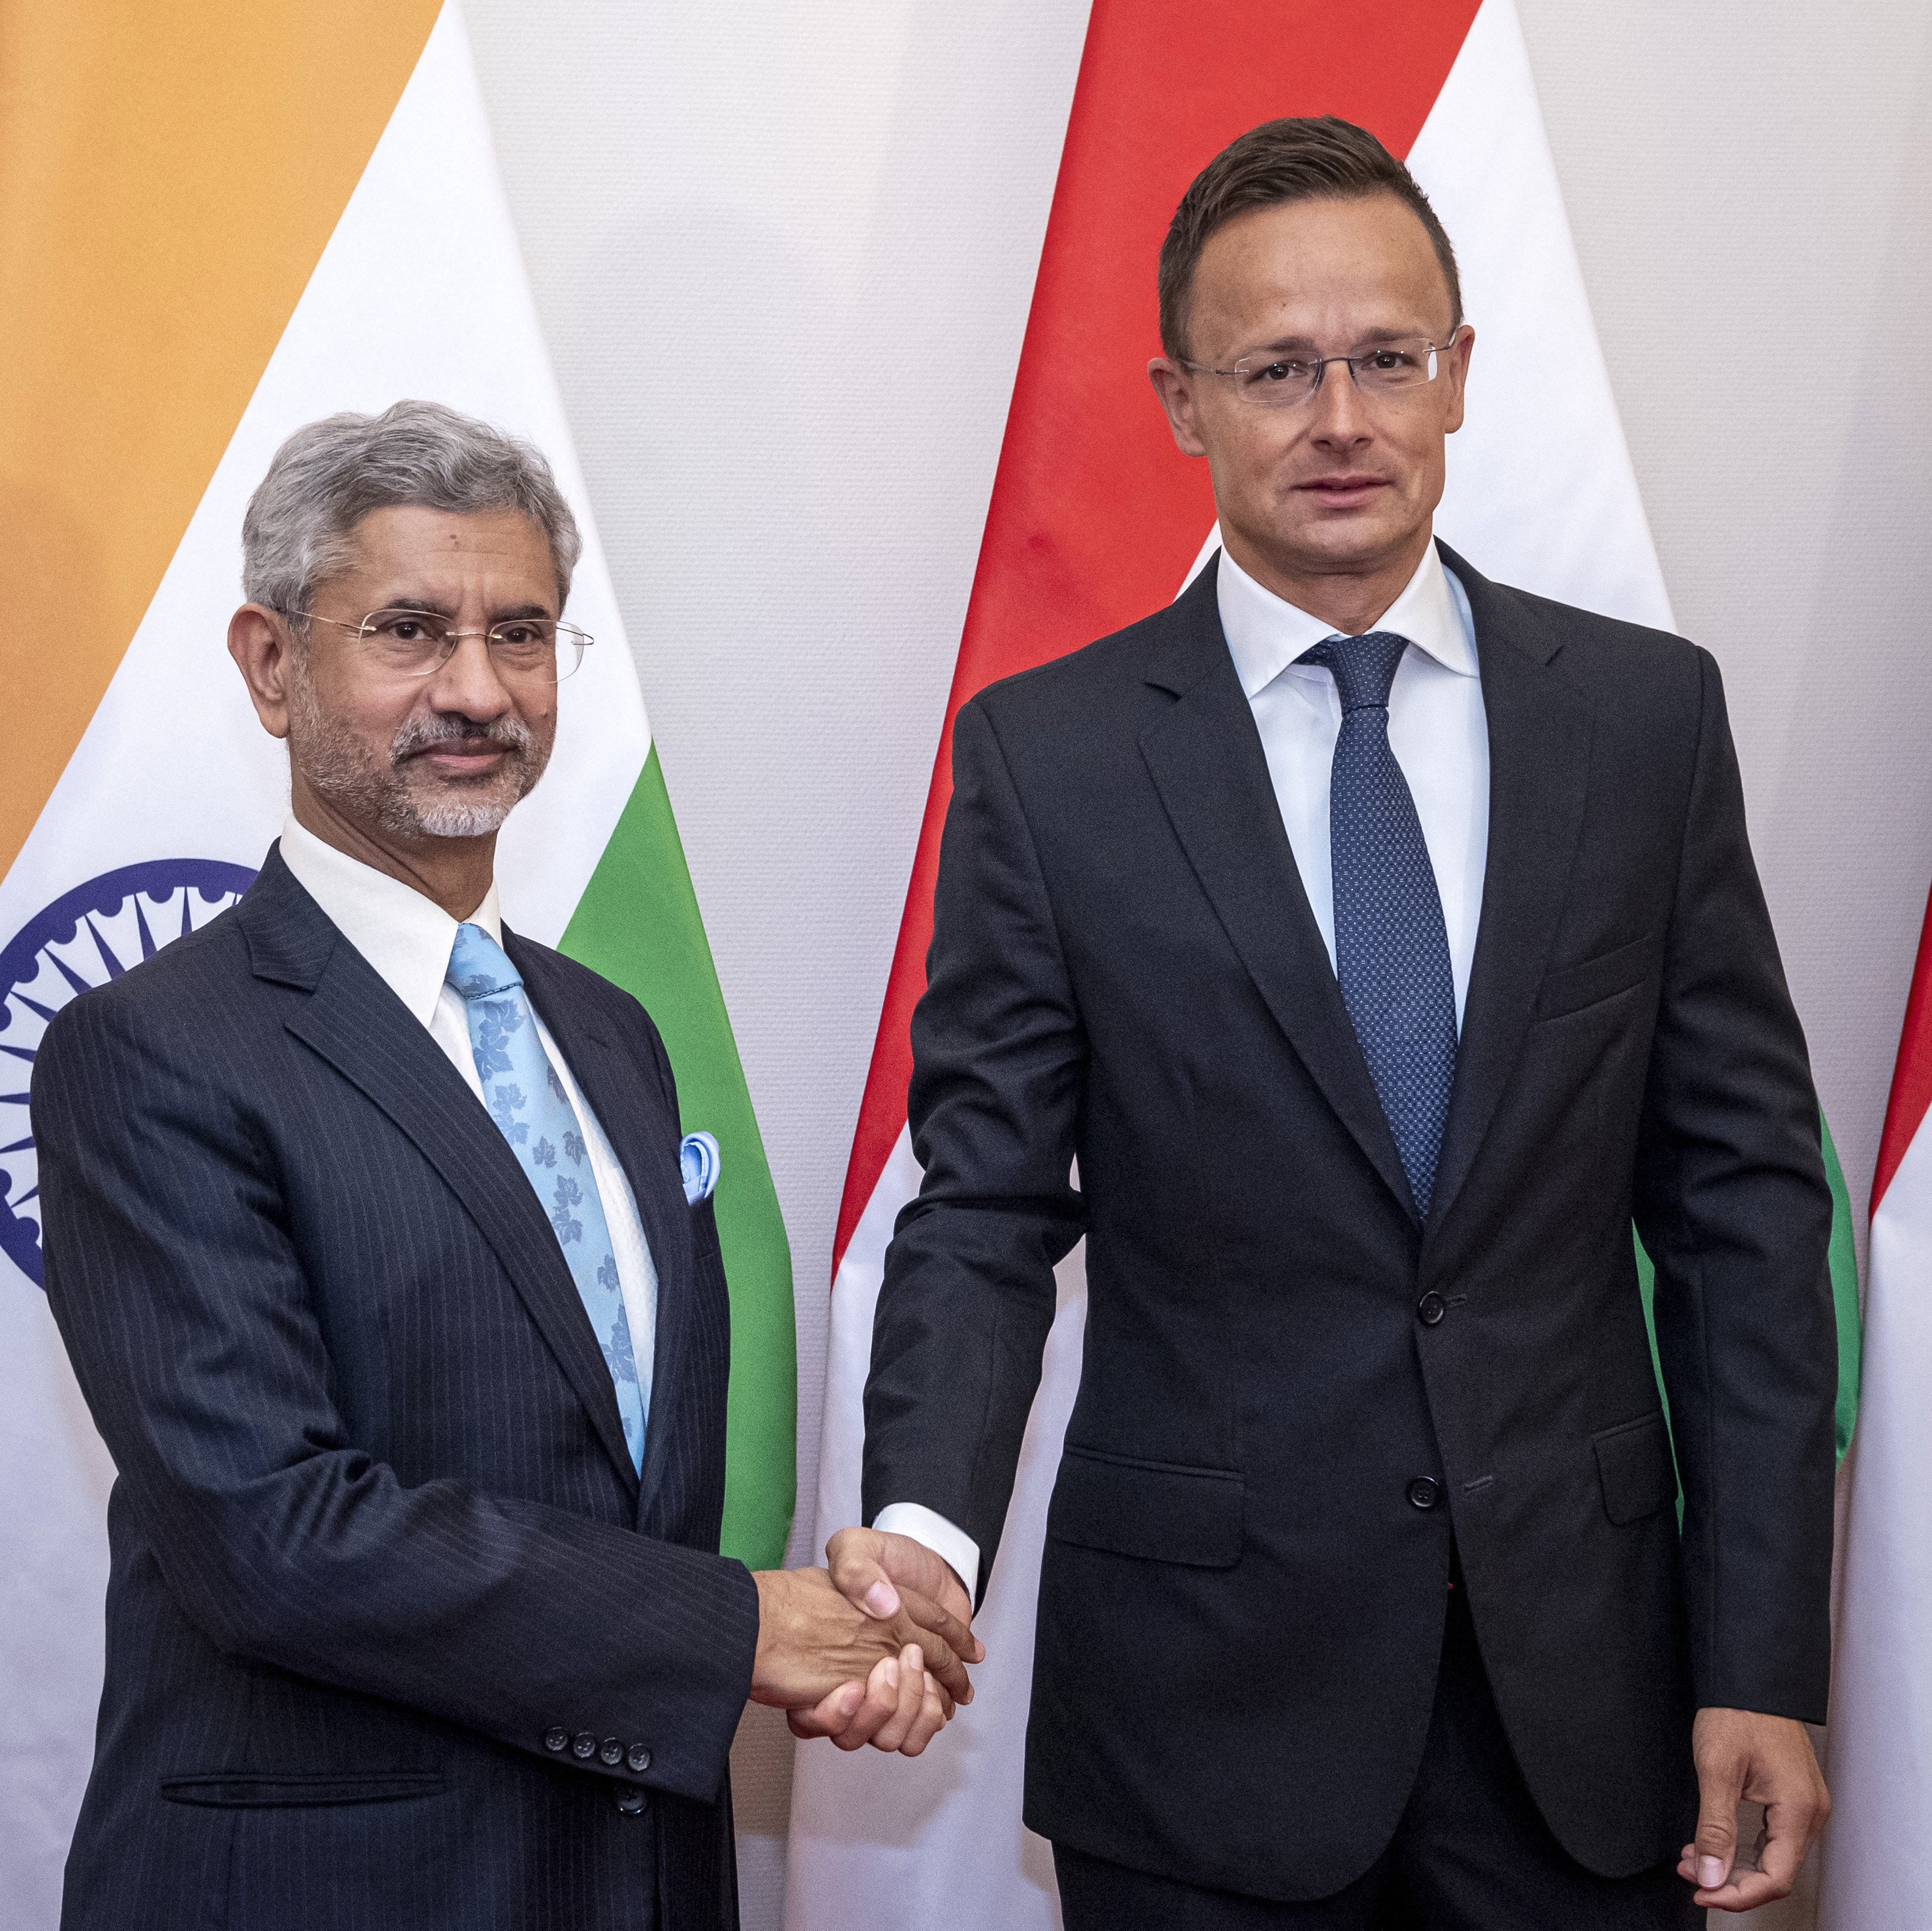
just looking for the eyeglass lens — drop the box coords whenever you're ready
[1226,340,1440,405]
[359,610,587,681]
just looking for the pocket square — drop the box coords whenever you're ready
[679,1131,721,1204]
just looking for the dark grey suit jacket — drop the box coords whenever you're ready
[863,545,1836,1901]
[34,846,756,1931]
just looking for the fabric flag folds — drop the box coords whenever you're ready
[0,5,793,1915]
[787,3,1857,1926]
[1818,887,1932,1929]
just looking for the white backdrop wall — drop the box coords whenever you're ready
[456,5,1932,1925]
[3,5,1922,1928]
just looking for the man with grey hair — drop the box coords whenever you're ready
[33,401,976,1931]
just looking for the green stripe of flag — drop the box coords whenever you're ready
[561,749,796,1568]
[1820,1112,1864,1460]
[1636,1109,1862,1477]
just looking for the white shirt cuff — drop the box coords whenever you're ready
[871,1503,981,1601]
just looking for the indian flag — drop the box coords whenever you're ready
[1818,886,1932,1928]
[785,3,1858,1925]
[0,2,794,1909]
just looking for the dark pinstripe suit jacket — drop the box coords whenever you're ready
[33,846,757,1931]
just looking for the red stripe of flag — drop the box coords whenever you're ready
[834,0,1484,1273]
[1871,883,1932,1213]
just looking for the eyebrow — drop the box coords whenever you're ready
[373,595,460,619]
[1236,327,1432,356]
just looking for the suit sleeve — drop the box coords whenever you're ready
[862,696,1087,1601]
[1633,646,1837,1722]
[32,987,758,1802]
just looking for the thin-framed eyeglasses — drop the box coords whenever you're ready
[1177,330,1465,410]
[275,606,593,683]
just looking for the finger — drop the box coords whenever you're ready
[896,1581,985,1667]
[826,1528,901,1620]
[1692,1747,1745,1894]
[1743,1795,1818,1902]
[834,1655,906,1753]
[899,1672,948,1758]
[871,1645,927,1755]
[787,1679,864,1742]
[894,1587,980,1695]
[1695,1867,1795,1913]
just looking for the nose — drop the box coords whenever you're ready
[1307,362,1373,450]
[424,629,516,721]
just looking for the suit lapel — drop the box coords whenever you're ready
[1140,564,1418,1221]
[240,856,642,1496]
[1426,546,1595,1238]
[510,939,694,1525]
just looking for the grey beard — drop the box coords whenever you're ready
[288,672,551,840]
[406,790,517,837]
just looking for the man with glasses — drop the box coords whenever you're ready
[845,117,1835,1926]
[33,401,974,1931]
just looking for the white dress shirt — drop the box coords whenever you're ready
[876,539,1491,1598]
[1219,540,1488,1021]
[279,817,659,1413]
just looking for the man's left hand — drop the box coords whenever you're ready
[786,1644,952,1756]
[1679,1707,1830,1911]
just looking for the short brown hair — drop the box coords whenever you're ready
[1157,116,1462,360]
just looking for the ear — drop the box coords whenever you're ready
[228,604,297,740]
[1148,358,1209,457]
[1441,324,1475,436]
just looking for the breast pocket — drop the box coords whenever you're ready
[1536,935,1655,1021]
[689,1194,721,1260]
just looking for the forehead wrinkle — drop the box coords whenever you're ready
[1231,321,1441,359]
[372,594,459,617]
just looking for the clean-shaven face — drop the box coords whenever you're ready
[287,504,559,841]
[1161,192,1471,587]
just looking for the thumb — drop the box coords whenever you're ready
[826,1528,901,1620]
[1693,1754,1743,1892]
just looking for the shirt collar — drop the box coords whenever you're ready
[1217,538,1478,700]
[278,814,503,1025]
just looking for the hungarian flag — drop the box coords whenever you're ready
[0,3,793,1909]
[1818,889,1932,1928]
[787,2,1858,1924]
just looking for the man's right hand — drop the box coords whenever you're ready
[824,1526,980,1650]
[771,1527,987,1755]
[749,1566,975,1721]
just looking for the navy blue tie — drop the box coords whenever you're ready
[1301,632,1457,1216]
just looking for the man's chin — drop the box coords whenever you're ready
[386,776,525,841]
[411,801,515,839]
[1269,512,1428,577]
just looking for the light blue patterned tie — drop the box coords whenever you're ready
[1301,632,1458,1216]
[446,922,646,1470]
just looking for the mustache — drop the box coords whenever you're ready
[391,712,536,764]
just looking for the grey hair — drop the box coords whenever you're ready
[241,399,582,617]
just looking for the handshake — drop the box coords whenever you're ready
[749,1528,984,1758]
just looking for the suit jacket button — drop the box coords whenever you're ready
[1416,1291,1446,1326]
[544,1727,570,1753]
[572,1731,598,1760]
[614,1785,648,1815]
[1408,1477,1442,1511]
[627,1744,652,1774]
[599,1737,624,1767]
